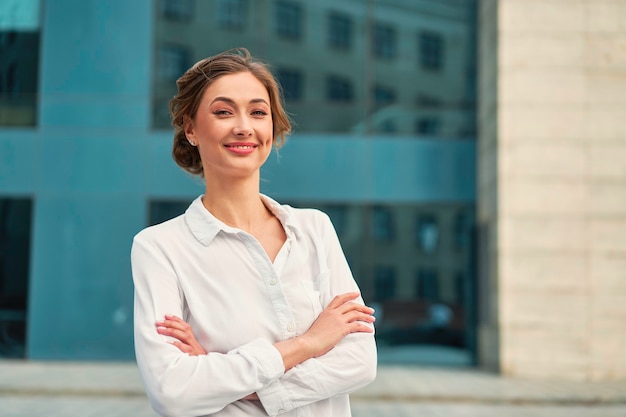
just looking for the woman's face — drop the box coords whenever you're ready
[184,71,274,180]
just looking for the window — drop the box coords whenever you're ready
[454,272,466,305]
[0,0,41,127]
[327,11,352,50]
[419,31,444,71]
[323,205,348,237]
[374,266,396,301]
[415,117,440,135]
[373,84,396,108]
[0,31,17,47]
[6,63,17,97]
[326,75,353,102]
[160,0,194,20]
[275,1,303,40]
[156,45,191,82]
[373,22,396,59]
[216,0,247,30]
[416,268,439,301]
[149,200,190,226]
[276,68,303,101]
[0,198,33,358]
[416,214,438,253]
[372,206,394,241]
[454,209,472,250]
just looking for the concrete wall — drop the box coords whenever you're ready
[478,0,626,380]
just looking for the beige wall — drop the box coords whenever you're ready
[478,0,626,381]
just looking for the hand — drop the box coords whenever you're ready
[274,292,374,370]
[302,292,375,358]
[156,315,207,356]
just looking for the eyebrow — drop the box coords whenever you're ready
[210,97,269,106]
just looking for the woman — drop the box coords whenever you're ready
[131,48,377,417]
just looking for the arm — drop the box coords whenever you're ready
[160,293,374,365]
[256,213,378,415]
[132,233,285,417]
[157,294,375,401]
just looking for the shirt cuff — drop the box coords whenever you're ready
[256,377,294,416]
[229,338,285,385]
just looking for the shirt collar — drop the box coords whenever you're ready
[184,194,300,246]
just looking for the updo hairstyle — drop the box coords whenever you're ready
[169,48,292,177]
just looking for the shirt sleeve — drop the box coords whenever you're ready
[131,231,285,417]
[256,212,377,416]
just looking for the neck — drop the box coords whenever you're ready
[202,173,269,232]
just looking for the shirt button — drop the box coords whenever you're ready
[270,279,277,285]
[287,323,295,332]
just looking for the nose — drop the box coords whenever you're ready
[233,116,253,137]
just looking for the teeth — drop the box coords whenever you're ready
[230,145,254,149]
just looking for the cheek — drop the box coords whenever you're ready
[263,121,274,142]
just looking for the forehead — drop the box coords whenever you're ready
[203,71,269,101]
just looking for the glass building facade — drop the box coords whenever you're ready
[0,0,477,364]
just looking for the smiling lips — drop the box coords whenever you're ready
[224,142,258,155]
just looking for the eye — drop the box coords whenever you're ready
[251,110,268,116]
[213,110,232,116]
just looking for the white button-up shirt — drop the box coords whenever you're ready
[132,195,377,417]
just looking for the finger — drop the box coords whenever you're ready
[337,302,375,315]
[156,319,191,333]
[164,314,185,323]
[347,322,375,334]
[344,310,376,324]
[157,326,194,343]
[327,292,360,309]
[169,340,192,353]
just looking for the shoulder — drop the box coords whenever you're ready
[133,197,203,246]
[281,204,336,239]
[285,205,330,223]
[262,194,337,238]
[133,213,187,248]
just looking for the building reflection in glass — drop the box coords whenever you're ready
[152,0,477,365]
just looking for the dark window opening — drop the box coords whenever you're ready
[374,266,396,301]
[328,11,352,50]
[216,0,247,30]
[0,198,33,358]
[373,22,396,59]
[149,200,190,226]
[416,267,439,302]
[373,84,396,108]
[276,68,303,101]
[275,1,303,40]
[415,117,441,136]
[419,31,444,71]
[326,75,353,102]
[160,0,194,21]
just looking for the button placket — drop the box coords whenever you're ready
[238,231,296,340]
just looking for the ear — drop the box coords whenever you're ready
[183,115,196,142]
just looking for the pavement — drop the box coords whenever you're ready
[1,360,625,417]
